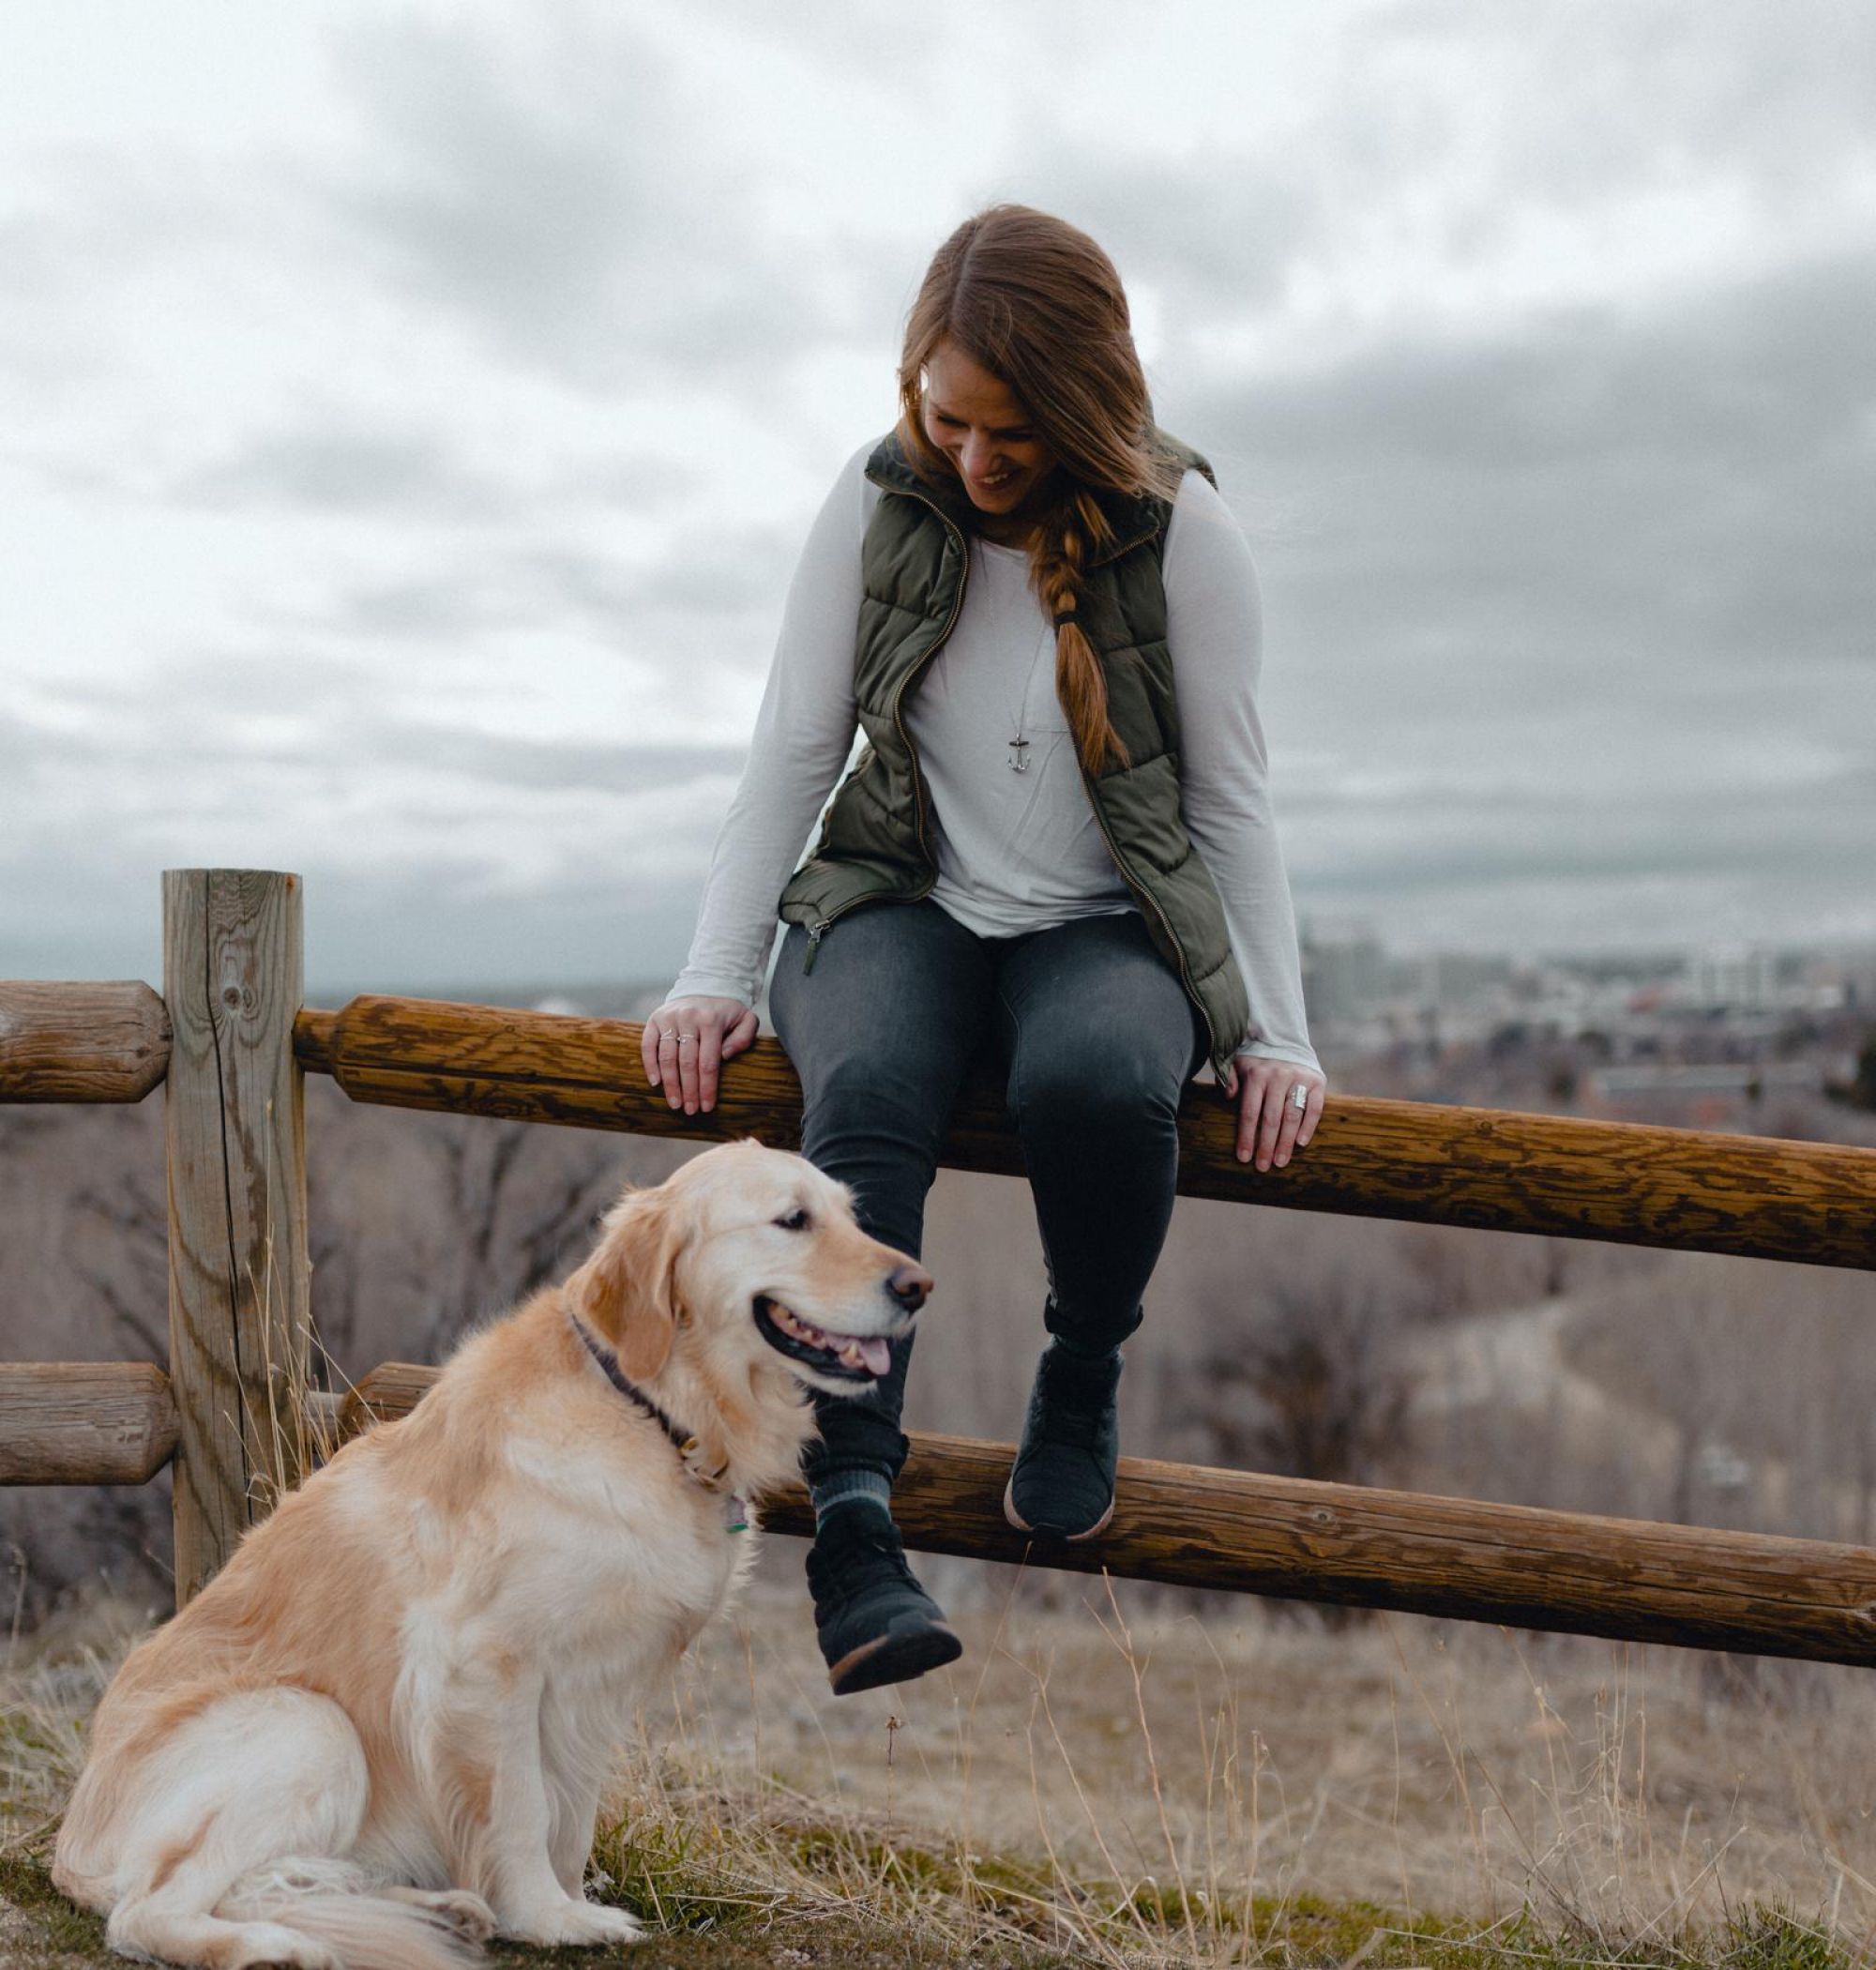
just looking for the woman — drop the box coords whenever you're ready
[641,205,1324,1696]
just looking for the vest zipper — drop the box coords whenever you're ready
[799,507,966,975]
[888,489,970,882]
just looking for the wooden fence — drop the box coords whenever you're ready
[5,869,1876,1662]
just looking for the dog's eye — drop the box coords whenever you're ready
[774,1206,811,1232]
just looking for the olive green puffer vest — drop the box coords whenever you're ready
[777,428,1252,1082]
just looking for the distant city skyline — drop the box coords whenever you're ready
[5,4,1872,995]
[295,921,1876,1017]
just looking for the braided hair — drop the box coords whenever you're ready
[896,205,1184,776]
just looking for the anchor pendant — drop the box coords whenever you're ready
[1007,735,1031,773]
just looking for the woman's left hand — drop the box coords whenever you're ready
[1219,1056,1326,1171]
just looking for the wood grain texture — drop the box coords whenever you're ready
[163,870,312,1605]
[337,1361,1876,1668]
[0,1363,177,1483]
[0,981,170,1102]
[295,994,1876,1269]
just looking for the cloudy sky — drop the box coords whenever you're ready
[3,1,1871,996]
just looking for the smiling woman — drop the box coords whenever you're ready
[920,346,1057,531]
[640,203,1325,1697]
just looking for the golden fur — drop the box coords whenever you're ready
[54,1139,927,1969]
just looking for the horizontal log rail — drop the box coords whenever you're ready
[0,981,171,1102]
[331,1361,1876,1668]
[295,994,1876,1270]
[15,1356,1876,1666]
[0,1363,178,1484]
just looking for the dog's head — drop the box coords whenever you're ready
[565,1139,928,1400]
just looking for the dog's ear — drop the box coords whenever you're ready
[567,1187,686,1381]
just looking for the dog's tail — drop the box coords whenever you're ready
[215,1857,489,1970]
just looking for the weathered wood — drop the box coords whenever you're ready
[295,994,1876,1270]
[163,870,312,1605]
[0,981,170,1102]
[0,1363,178,1484]
[337,1360,1876,1668]
[336,1359,436,1440]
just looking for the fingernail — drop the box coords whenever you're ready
[1236,1148,1249,1163]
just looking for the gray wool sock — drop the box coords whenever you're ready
[810,1469,894,1529]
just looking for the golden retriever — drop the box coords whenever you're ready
[54,1138,928,1969]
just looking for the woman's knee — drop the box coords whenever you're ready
[803,1049,957,1144]
[1007,1039,1185,1140]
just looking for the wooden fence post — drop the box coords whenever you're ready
[162,869,311,1605]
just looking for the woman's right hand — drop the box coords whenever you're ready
[641,996,760,1114]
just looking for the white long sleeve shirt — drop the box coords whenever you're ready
[669,443,1320,1073]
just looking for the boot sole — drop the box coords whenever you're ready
[827,1622,962,1696]
[1003,1474,1115,1543]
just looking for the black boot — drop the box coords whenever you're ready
[1004,1341,1123,1541]
[805,1504,962,1695]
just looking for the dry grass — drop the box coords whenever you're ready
[8,1565,1874,1968]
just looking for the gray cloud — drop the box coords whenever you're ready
[1213,252,1875,478]
[1167,247,1876,739]
[317,11,837,395]
[355,721,744,794]
[10,661,747,787]
[307,572,541,643]
[171,423,512,519]
[254,533,794,649]
[1369,0,1876,198]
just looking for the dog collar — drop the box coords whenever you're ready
[569,1312,746,1530]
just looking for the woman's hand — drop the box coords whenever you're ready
[1219,1055,1326,1171]
[641,996,759,1114]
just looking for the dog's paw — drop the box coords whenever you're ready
[223,1926,343,1970]
[502,1898,644,1947]
[384,1886,498,1943]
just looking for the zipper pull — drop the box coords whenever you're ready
[803,920,831,973]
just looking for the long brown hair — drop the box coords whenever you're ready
[897,205,1181,775]
[902,207,1182,772]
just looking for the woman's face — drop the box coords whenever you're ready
[921,339,1057,521]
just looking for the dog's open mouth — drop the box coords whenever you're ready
[754,1296,894,1382]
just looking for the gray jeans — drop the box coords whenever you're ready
[767,897,1208,1492]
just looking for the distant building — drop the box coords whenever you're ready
[1686,946,1778,1013]
[1299,923,1387,1024]
[1591,1062,1822,1099]
[1806,947,1876,1011]
[1417,950,1516,1010]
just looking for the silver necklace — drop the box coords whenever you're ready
[1000,599,1053,775]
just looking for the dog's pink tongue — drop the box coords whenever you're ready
[859,1336,892,1377]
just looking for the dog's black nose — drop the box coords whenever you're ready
[887,1263,931,1312]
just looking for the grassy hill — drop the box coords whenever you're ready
[5,1579,1874,1967]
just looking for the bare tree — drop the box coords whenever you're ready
[1176,1268,1415,1489]
[404,1117,650,1361]
[67,1172,169,1364]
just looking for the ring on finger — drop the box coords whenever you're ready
[1291,1084,1308,1112]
